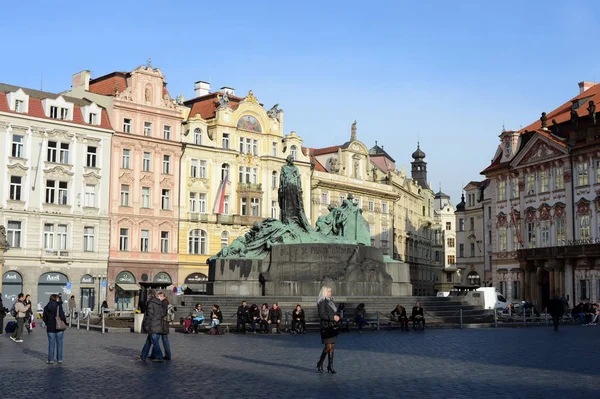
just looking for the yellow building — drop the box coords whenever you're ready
[177,84,310,289]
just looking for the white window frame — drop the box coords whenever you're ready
[199,193,207,214]
[188,229,207,255]
[83,226,95,252]
[221,231,229,249]
[84,185,96,207]
[11,134,24,158]
[222,133,230,149]
[223,195,230,215]
[163,155,171,174]
[163,125,171,140]
[142,152,151,172]
[193,128,202,145]
[44,224,55,249]
[47,141,57,162]
[45,180,56,203]
[123,118,132,133]
[554,167,564,190]
[119,228,129,251]
[189,192,198,213]
[290,145,298,160]
[271,201,278,219]
[161,189,171,210]
[122,149,131,169]
[120,184,130,206]
[199,160,207,179]
[7,221,22,248]
[144,121,153,137]
[190,159,198,178]
[160,231,169,253]
[9,176,22,201]
[86,146,97,168]
[58,181,68,205]
[577,162,589,186]
[140,229,150,252]
[251,198,260,217]
[141,187,151,208]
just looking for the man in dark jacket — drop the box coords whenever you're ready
[547,293,564,331]
[139,290,166,362]
[268,303,283,334]
[236,300,250,334]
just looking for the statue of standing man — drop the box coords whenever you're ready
[278,156,312,231]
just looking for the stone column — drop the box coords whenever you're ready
[564,260,574,307]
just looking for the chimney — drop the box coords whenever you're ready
[72,70,91,91]
[194,81,210,97]
[220,87,235,96]
[579,81,596,94]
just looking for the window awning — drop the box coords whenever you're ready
[117,283,140,291]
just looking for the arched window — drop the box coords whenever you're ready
[188,229,207,254]
[290,145,298,160]
[221,231,229,248]
[221,163,229,181]
[193,128,202,145]
[271,171,278,188]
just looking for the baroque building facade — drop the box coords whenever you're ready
[0,83,113,311]
[68,65,186,309]
[481,81,600,309]
[309,127,440,295]
[179,84,310,290]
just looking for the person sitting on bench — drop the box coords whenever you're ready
[267,303,282,334]
[259,303,269,333]
[412,302,425,331]
[236,300,250,334]
[355,303,368,331]
[291,304,306,334]
[390,304,409,331]
[209,304,223,335]
[190,303,205,333]
[249,304,260,333]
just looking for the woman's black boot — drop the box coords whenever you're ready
[327,352,337,374]
[317,350,327,373]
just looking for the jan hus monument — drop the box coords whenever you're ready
[207,156,411,296]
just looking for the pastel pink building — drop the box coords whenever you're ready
[71,65,185,309]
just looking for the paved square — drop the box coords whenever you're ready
[1,325,599,398]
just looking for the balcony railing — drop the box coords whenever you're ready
[237,183,263,192]
[217,214,234,225]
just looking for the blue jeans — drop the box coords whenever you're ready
[573,313,586,324]
[47,331,64,362]
[141,334,163,360]
[160,334,171,359]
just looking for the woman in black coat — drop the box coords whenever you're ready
[42,294,67,364]
[317,285,340,374]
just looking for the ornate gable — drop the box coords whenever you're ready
[511,135,566,167]
[83,171,101,185]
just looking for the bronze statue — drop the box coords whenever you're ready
[278,155,311,231]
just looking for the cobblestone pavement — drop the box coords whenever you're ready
[1,324,599,399]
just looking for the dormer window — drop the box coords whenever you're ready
[15,100,24,113]
[88,113,98,125]
[504,142,511,157]
[7,88,29,113]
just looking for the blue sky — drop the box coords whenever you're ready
[2,1,599,203]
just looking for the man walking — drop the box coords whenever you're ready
[547,292,564,332]
[138,290,166,362]
[11,293,31,343]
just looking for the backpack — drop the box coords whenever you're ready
[165,304,175,323]
[10,303,17,318]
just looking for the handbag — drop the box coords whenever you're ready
[320,320,339,339]
[55,306,67,331]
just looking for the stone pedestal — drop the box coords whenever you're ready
[207,243,410,297]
